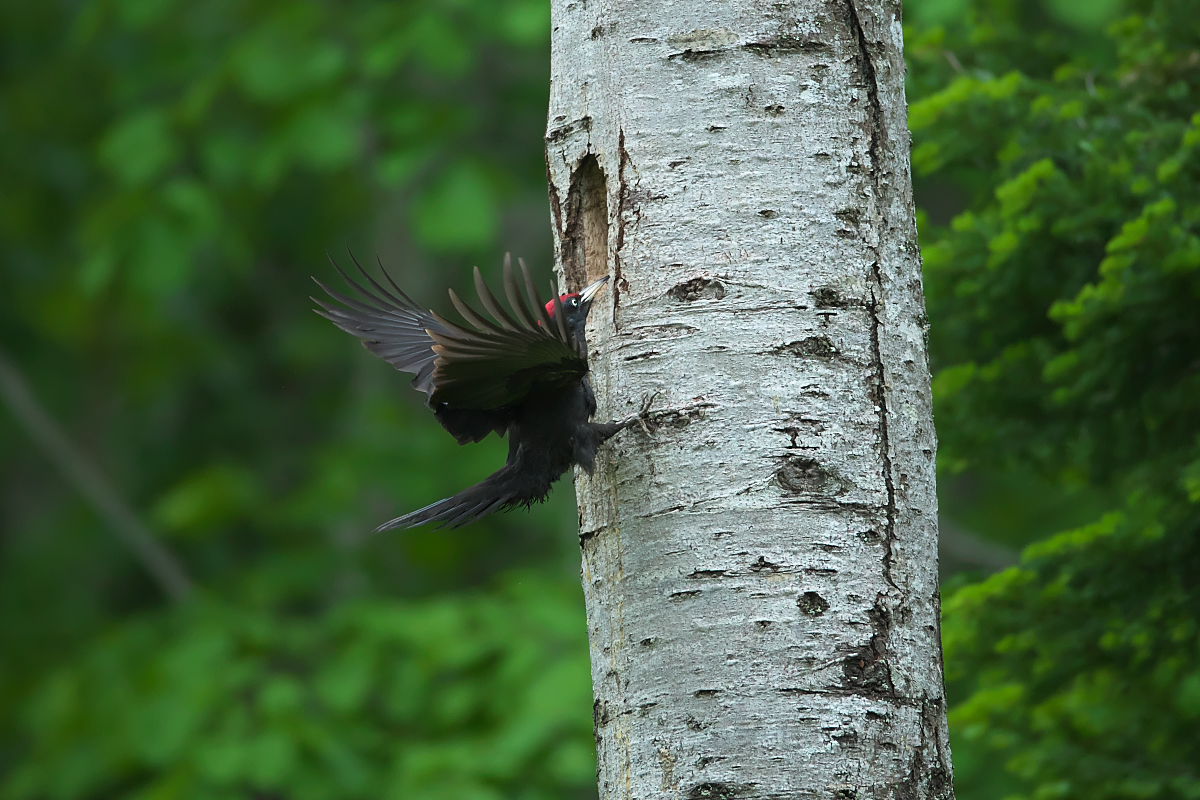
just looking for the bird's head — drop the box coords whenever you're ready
[545,276,609,347]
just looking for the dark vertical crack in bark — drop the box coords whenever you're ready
[847,9,955,794]
[893,698,955,800]
[614,128,631,325]
[845,0,898,589]
[868,282,899,592]
[845,0,885,188]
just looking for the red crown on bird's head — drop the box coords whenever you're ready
[545,294,580,318]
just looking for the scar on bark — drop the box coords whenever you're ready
[840,598,896,698]
[668,276,726,301]
[563,155,608,291]
[686,782,748,799]
[798,591,830,616]
[773,336,839,359]
[775,455,847,496]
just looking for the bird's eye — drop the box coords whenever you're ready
[569,297,580,307]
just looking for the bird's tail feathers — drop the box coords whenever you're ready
[375,464,548,531]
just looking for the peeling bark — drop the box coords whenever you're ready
[547,1,953,798]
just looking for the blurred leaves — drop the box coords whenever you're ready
[98,109,179,186]
[152,463,260,537]
[0,0,575,795]
[412,161,501,251]
[4,574,594,800]
[911,0,1200,797]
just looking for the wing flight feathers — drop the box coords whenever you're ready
[345,252,413,311]
[446,288,508,337]
[517,258,555,332]
[427,259,584,408]
[315,254,586,412]
[472,267,523,333]
[502,256,541,332]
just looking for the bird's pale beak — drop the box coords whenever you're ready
[579,275,610,307]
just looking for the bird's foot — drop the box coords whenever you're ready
[593,393,660,444]
[623,390,660,435]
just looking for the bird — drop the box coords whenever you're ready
[313,254,644,530]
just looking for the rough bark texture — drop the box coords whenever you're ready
[546,1,954,798]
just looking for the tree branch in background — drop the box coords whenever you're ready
[939,516,1019,573]
[0,348,194,602]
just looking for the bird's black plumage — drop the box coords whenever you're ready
[314,255,630,530]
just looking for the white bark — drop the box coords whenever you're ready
[546,1,953,798]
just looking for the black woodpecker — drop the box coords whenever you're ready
[314,255,642,530]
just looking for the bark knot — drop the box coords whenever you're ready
[687,782,746,799]
[775,456,848,497]
[797,591,830,616]
[810,286,864,309]
[668,276,726,302]
[774,336,839,359]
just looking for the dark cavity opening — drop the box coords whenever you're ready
[563,155,608,291]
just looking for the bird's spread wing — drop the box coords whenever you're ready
[314,255,586,413]
[312,254,446,398]
[426,256,586,409]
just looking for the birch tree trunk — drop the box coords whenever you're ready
[545,1,954,798]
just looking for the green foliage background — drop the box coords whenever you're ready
[0,0,1195,797]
